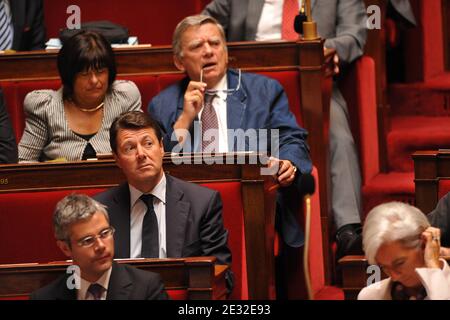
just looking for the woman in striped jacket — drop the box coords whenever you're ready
[18,30,142,162]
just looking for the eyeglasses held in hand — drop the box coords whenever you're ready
[75,227,115,247]
[200,68,241,95]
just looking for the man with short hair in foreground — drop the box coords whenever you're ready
[30,193,168,300]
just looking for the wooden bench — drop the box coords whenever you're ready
[0,256,227,300]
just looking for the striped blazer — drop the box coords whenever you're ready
[18,80,142,162]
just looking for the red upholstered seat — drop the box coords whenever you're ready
[340,56,416,215]
[117,75,159,109]
[257,71,303,125]
[200,182,248,300]
[0,188,105,264]
[439,179,450,199]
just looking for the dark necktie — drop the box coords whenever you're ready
[201,93,219,152]
[0,1,13,50]
[140,194,159,258]
[87,283,104,300]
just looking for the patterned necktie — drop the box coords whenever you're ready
[281,0,300,41]
[0,1,13,50]
[87,283,104,300]
[140,194,159,258]
[201,93,218,152]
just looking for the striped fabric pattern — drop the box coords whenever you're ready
[18,80,142,162]
[0,0,12,50]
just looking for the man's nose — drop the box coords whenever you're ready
[203,43,213,56]
[136,144,146,159]
[93,237,106,251]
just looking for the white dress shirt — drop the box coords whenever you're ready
[129,174,167,259]
[77,266,112,300]
[198,74,229,152]
[255,0,301,41]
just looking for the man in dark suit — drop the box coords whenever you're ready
[30,194,168,300]
[0,88,17,163]
[94,111,233,291]
[148,15,311,248]
[1,0,46,51]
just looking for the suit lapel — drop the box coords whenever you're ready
[54,274,77,300]
[226,70,247,151]
[165,175,190,257]
[246,0,265,40]
[106,263,133,300]
[112,184,131,258]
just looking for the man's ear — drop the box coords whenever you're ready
[57,240,72,258]
[173,55,185,72]
[112,152,121,169]
[160,138,165,155]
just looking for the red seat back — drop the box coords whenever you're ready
[200,182,247,300]
[0,188,105,264]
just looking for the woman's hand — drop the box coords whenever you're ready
[422,227,442,269]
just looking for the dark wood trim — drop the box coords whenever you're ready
[0,257,226,300]
[413,150,450,214]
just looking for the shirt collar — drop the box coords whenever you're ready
[77,266,112,300]
[209,73,228,100]
[129,173,167,207]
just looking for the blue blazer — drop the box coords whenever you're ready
[148,69,311,175]
[149,69,312,247]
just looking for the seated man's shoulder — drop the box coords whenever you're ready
[30,275,69,300]
[94,184,126,203]
[168,175,217,198]
[241,71,282,91]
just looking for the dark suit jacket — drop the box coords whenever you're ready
[95,175,234,290]
[428,192,450,247]
[0,88,17,163]
[203,0,367,64]
[10,0,46,50]
[148,69,312,247]
[30,262,168,300]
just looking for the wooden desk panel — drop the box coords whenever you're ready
[0,257,226,300]
[413,150,450,214]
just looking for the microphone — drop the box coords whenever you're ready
[294,12,307,35]
[294,0,307,35]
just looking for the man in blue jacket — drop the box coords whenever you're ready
[148,14,312,248]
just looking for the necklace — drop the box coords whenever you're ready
[77,102,104,112]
